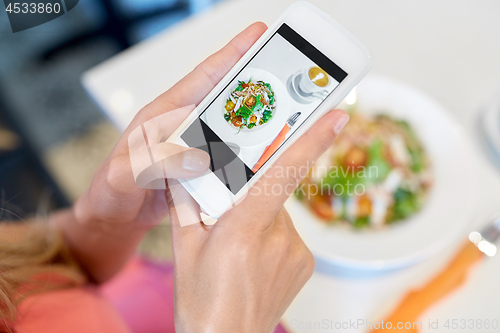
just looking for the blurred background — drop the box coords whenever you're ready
[0,0,225,257]
[0,0,220,220]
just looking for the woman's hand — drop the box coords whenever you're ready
[157,21,349,333]
[73,21,271,231]
[59,22,269,283]
[169,107,349,332]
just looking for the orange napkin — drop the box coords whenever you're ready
[252,124,290,172]
[371,242,483,332]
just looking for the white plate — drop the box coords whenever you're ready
[206,68,290,148]
[480,83,500,169]
[285,75,479,270]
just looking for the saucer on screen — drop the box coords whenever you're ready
[289,70,327,103]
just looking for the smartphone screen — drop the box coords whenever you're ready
[181,23,347,194]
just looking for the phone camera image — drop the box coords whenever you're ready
[182,23,347,195]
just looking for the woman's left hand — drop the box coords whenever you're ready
[59,22,269,283]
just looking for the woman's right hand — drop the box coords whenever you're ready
[169,108,349,333]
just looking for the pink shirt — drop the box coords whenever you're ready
[10,258,288,333]
[15,287,130,333]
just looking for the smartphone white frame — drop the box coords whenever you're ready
[167,1,372,218]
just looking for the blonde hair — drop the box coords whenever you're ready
[0,221,86,330]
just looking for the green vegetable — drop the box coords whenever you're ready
[391,188,420,221]
[396,119,419,142]
[224,113,230,122]
[395,119,411,132]
[253,104,263,113]
[367,140,391,182]
[236,106,253,120]
[262,110,273,123]
[321,167,365,198]
[340,196,347,220]
[259,82,275,104]
[235,80,245,91]
[353,216,370,228]
[252,95,263,112]
[408,147,424,172]
[229,79,274,129]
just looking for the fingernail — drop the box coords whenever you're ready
[333,113,350,134]
[182,150,210,172]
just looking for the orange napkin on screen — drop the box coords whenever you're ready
[252,124,290,172]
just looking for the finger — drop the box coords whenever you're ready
[131,145,210,189]
[166,179,210,253]
[128,117,211,189]
[153,22,267,114]
[119,103,195,158]
[233,109,350,227]
[116,22,267,155]
[120,105,209,191]
[153,144,210,179]
[140,105,211,178]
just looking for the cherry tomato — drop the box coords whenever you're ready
[357,195,372,217]
[245,96,256,107]
[225,100,235,111]
[232,116,243,127]
[343,146,368,169]
[310,195,334,220]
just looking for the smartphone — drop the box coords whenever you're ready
[167,1,372,218]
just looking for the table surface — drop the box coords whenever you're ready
[82,1,500,332]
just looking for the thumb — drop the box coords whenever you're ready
[129,139,211,189]
[232,109,349,226]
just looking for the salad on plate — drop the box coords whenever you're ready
[296,111,433,229]
[224,79,276,131]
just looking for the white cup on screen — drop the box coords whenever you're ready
[299,66,330,96]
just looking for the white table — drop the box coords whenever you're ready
[82,1,500,332]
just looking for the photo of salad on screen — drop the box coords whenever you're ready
[223,79,276,132]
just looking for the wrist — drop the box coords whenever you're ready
[54,198,149,284]
[175,312,273,333]
[72,192,154,236]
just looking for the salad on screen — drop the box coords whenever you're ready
[224,79,276,131]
